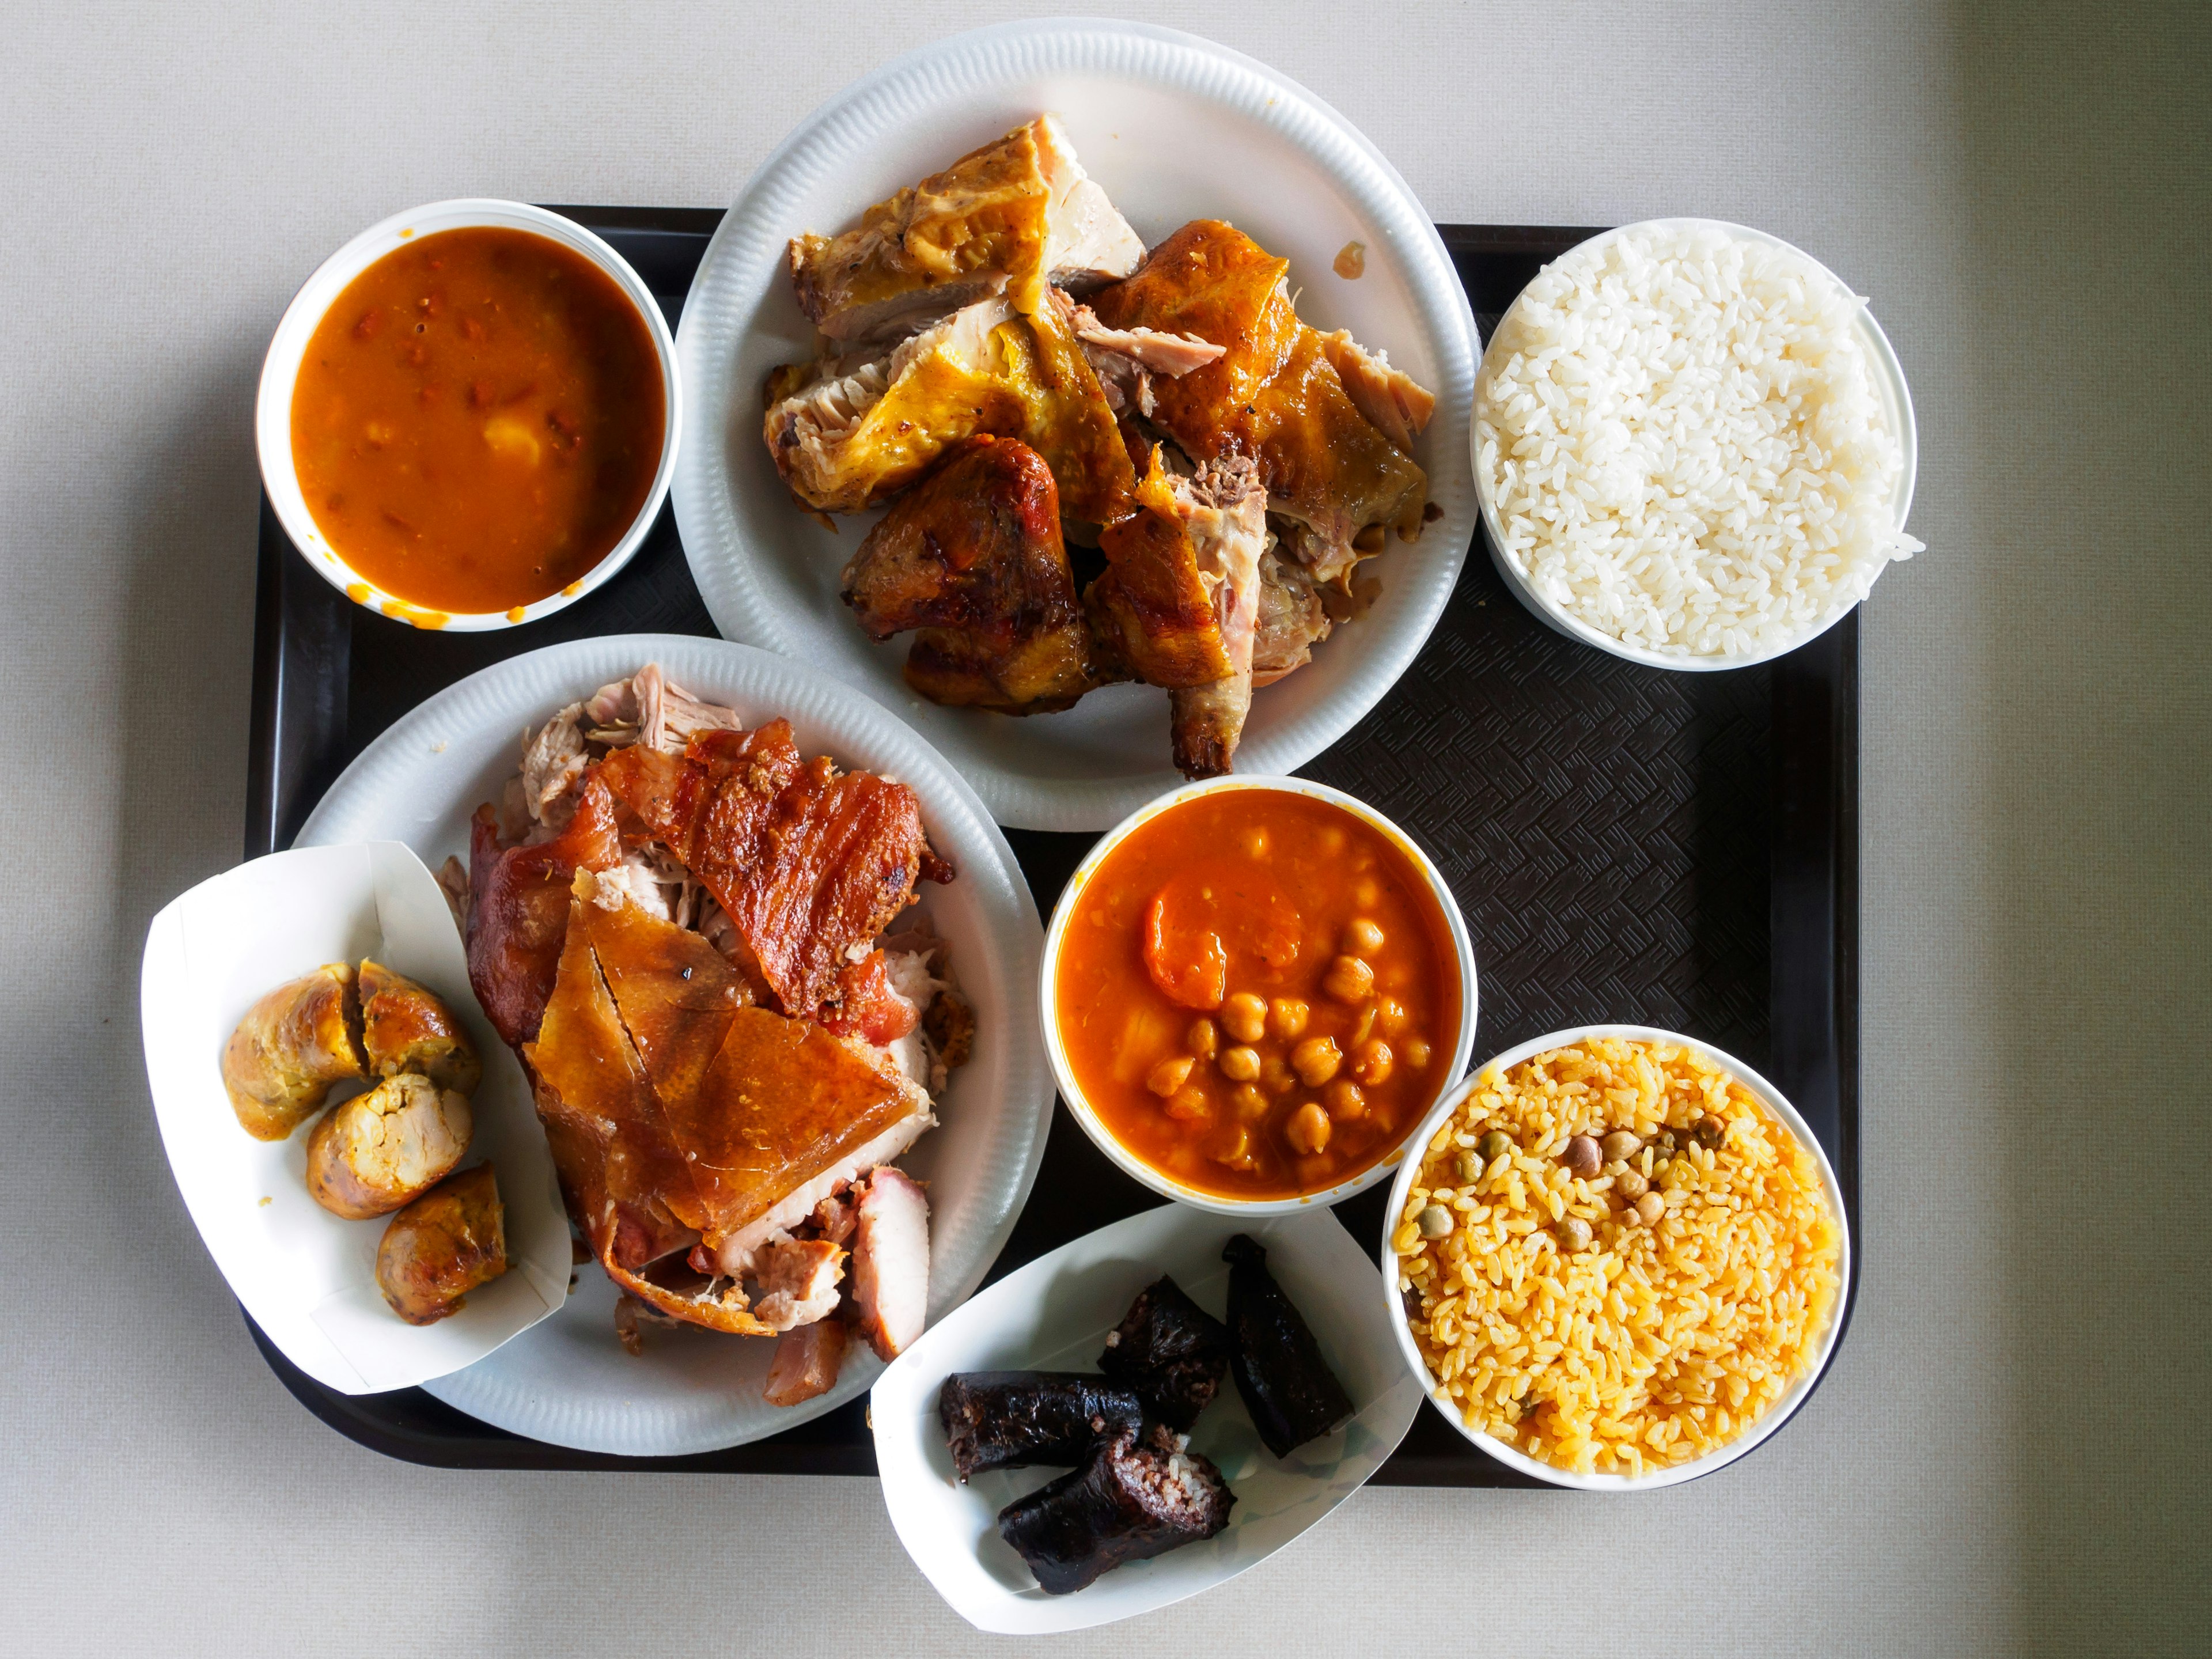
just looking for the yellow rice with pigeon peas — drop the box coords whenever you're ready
[1391,1036,1840,1476]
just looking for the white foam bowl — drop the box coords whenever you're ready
[1041,774,1477,1218]
[1377,1023,1851,1489]
[1472,218,1916,672]
[256,199,681,632]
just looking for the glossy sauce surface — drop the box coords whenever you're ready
[291,226,664,614]
[1056,790,1460,1200]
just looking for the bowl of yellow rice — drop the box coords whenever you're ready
[1381,1027,1847,1488]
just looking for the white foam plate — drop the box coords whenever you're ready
[673,18,1478,831]
[872,1204,1421,1634]
[295,634,1053,1455]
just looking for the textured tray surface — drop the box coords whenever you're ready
[243,214,1857,1484]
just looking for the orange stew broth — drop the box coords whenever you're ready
[1056,790,1461,1200]
[291,226,664,615]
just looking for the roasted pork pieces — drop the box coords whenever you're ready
[997,1425,1234,1596]
[842,435,1104,715]
[940,1373,1146,1482]
[1222,1234,1353,1457]
[524,869,933,1335]
[1096,1274,1232,1431]
[761,116,1438,782]
[460,668,968,1396]
[593,719,949,1021]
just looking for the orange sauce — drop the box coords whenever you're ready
[291,226,664,615]
[1056,789,1461,1200]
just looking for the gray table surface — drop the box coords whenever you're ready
[3,2,2206,1653]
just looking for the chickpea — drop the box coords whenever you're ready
[1232,1083,1269,1119]
[1353,877,1380,908]
[1238,826,1268,859]
[1601,1129,1642,1164]
[1260,1054,1297,1096]
[1218,1046,1261,1082]
[1285,1100,1332,1156]
[1291,1035,1343,1087]
[1404,1036,1432,1070]
[1615,1168,1650,1200]
[1374,994,1408,1035]
[1325,1079,1367,1119]
[1634,1191,1665,1225]
[1323,955,1375,1003]
[1556,1217,1594,1252]
[1221,991,1268,1044]
[1319,826,1346,857]
[1267,997,1310,1040]
[1187,1017,1219,1060]
[1416,1203,1453,1240]
[1344,918,1386,955]
[1349,1004,1378,1047]
[1209,1125,1253,1168]
[1147,1056,1195,1097]
[1166,1086,1210,1122]
[1352,1039,1393,1086]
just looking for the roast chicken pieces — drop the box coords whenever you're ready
[768,119,1435,779]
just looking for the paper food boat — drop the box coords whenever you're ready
[141,841,570,1394]
[871,1203,1422,1635]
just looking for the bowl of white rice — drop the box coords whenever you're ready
[1474,219,1919,668]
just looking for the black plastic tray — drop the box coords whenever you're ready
[242,212,1859,1484]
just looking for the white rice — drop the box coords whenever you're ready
[1476,224,1922,658]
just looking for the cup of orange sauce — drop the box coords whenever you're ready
[256,200,680,630]
[1043,777,1478,1215]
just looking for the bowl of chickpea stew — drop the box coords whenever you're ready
[1043,777,1476,1216]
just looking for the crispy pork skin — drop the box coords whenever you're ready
[764,1317,849,1406]
[525,873,934,1328]
[840,436,1103,715]
[852,1166,931,1361]
[465,774,622,1048]
[596,721,944,1020]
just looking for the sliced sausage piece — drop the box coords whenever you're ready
[375,1164,507,1326]
[306,1073,472,1219]
[851,1166,930,1361]
[357,959,482,1094]
[221,963,365,1141]
[763,1317,849,1406]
